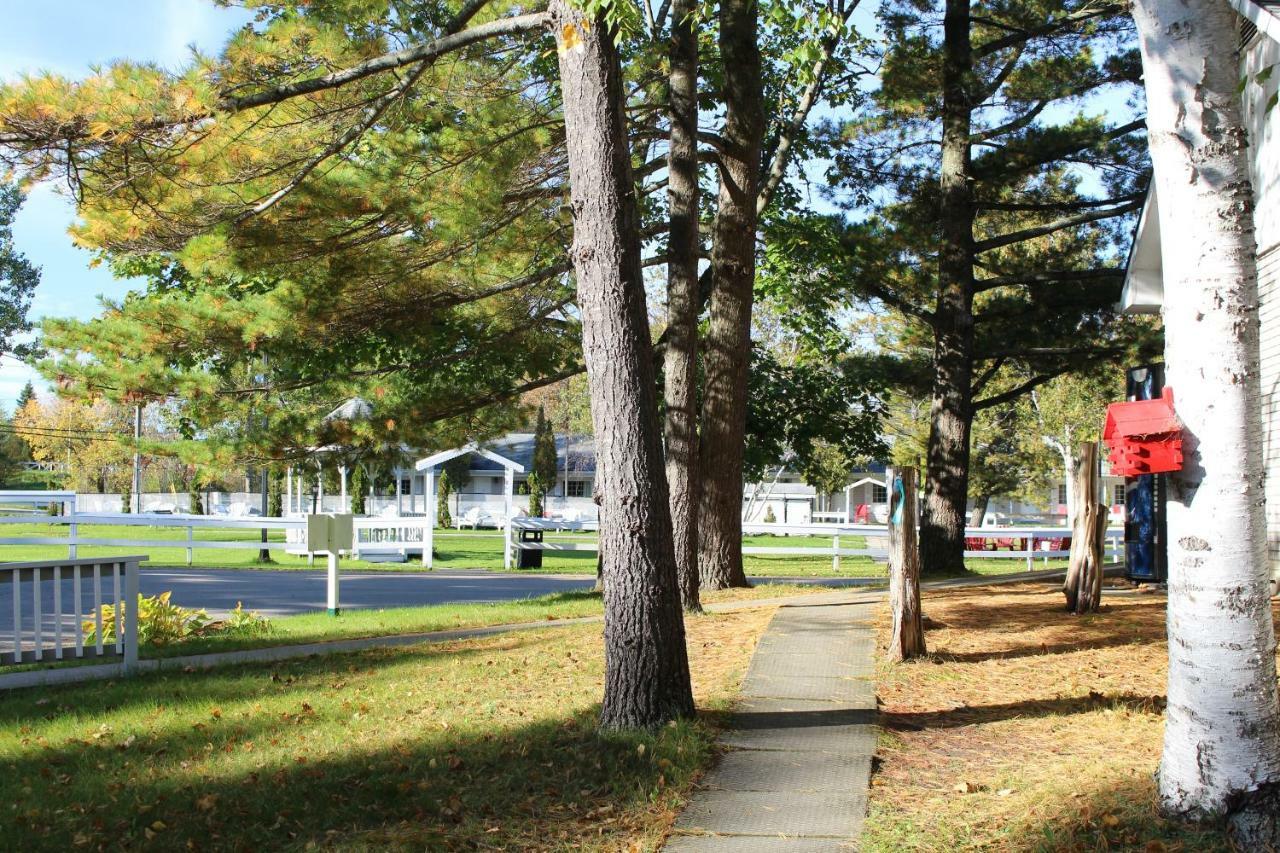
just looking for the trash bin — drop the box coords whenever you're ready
[517,528,543,569]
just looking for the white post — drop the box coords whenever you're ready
[186,525,194,566]
[123,559,139,673]
[286,466,293,516]
[395,465,403,516]
[832,534,840,572]
[67,494,77,559]
[844,485,853,524]
[424,466,436,568]
[317,464,325,512]
[131,404,142,514]
[326,551,340,615]
[340,465,348,513]
[504,467,514,570]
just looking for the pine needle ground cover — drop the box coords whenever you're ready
[0,608,773,851]
[863,582,1237,852]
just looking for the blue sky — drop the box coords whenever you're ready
[0,0,252,410]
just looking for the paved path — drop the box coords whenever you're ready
[666,596,878,851]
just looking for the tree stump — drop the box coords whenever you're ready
[889,466,926,660]
[1064,441,1105,613]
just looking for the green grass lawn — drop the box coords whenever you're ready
[0,608,773,851]
[0,521,1064,577]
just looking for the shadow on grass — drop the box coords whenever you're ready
[1,635,712,851]
[882,691,1166,732]
[1011,780,1233,852]
[0,630,567,726]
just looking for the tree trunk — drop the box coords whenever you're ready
[550,1,695,730]
[697,0,764,591]
[888,467,926,661]
[919,0,976,578]
[968,494,989,527]
[1063,442,1104,614]
[664,0,702,614]
[1133,0,1280,840]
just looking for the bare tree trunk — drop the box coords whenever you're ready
[968,494,990,527]
[698,0,764,591]
[1133,0,1280,840]
[550,1,695,730]
[664,0,702,614]
[1063,442,1104,614]
[919,0,976,579]
[889,467,926,661]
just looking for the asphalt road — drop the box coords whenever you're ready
[1,568,879,629]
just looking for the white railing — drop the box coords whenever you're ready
[0,502,437,566]
[1,557,142,670]
[507,518,1123,572]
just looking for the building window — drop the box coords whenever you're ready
[401,479,412,495]
[1057,484,1068,504]
[871,484,887,503]
[567,480,587,498]
[1114,483,1126,506]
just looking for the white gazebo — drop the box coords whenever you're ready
[415,443,525,568]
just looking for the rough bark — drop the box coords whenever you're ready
[919,0,976,577]
[1132,0,1280,840]
[664,0,702,613]
[1062,441,1104,614]
[698,0,764,591]
[888,467,926,661]
[550,1,695,730]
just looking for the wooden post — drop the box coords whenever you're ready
[888,466,926,661]
[1064,441,1106,613]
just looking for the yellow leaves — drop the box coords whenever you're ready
[194,793,218,812]
[558,22,589,54]
[86,121,114,140]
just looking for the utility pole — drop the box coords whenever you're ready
[131,404,142,514]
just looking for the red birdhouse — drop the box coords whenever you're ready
[1102,387,1184,476]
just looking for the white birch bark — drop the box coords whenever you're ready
[1132,0,1280,835]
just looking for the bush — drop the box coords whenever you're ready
[84,592,271,647]
[763,505,777,524]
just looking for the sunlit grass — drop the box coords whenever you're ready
[0,608,773,851]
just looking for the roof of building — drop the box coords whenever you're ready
[1232,0,1280,42]
[467,433,597,474]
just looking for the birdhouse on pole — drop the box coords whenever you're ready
[1102,387,1184,476]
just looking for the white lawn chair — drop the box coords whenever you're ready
[456,506,485,530]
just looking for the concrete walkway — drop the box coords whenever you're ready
[666,597,878,851]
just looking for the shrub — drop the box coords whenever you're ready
[84,593,271,647]
[762,505,777,524]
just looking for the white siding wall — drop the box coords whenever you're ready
[1241,30,1280,570]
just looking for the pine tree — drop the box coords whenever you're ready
[0,184,38,358]
[827,0,1152,573]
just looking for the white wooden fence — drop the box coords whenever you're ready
[1,556,141,670]
[506,518,1123,572]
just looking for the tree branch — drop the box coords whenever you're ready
[972,3,1126,59]
[973,369,1070,410]
[973,199,1142,253]
[221,11,550,114]
[973,267,1123,292]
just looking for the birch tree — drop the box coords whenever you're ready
[1132,0,1280,840]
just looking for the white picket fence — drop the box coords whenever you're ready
[1,556,142,669]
